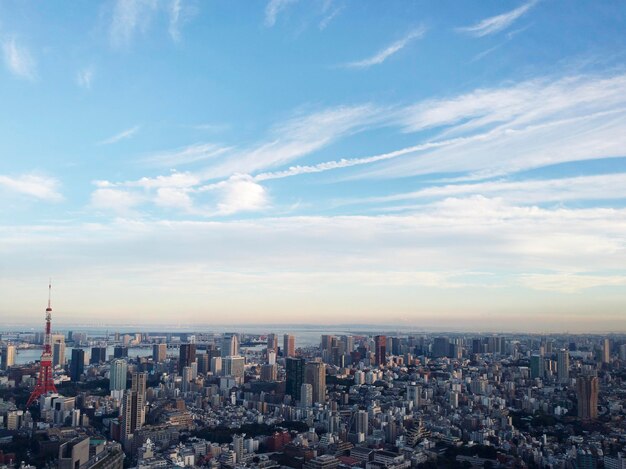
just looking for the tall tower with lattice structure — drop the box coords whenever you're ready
[26,282,58,407]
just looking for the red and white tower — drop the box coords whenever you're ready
[26,282,58,407]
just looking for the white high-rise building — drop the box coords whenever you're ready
[222,334,239,358]
[109,359,128,399]
[1,344,15,370]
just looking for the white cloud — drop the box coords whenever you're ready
[206,174,270,215]
[90,188,144,215]
[345,27,426,68]
[361,74,626,179]
[97,125,140,145]
[265,0,297,27]
[359,173,626,206]
[76,67,95,89]
[319,4,344,30]
[457,1,537,37]
[154,187,193,211]
[0,174,62,201]
[2,38,36,80]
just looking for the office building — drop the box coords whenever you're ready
[0,344,15,370]
[356,409,368,435]
[53,340,66,368]
[121,372,147,445]
[261,363,277,381]
[557,349,569,383]
[267,333,278,354]
[90,346,107,365]
[114,346,128,359]
[70,348,85,381]
[58,437,90,469]
[179,343,197,370]
[374,335,386,366]
[305,361,326,404]
[222,334,239,358]
[153,343,167,363]
[223,355,245,382]
[577,374,599,420]
[286,357,305,401]
[432,337,449,358]
[284,334,295,357]
[602,338,610,364]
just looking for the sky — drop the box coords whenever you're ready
[1,0,625,332]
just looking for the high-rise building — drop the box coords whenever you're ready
[355,409,368,435]
[121,372,147,444]
[286,357,305,401]
[261,363,277,381]
[557,349,569,383]
[602,338,610,364]
[109,359,128,399]
[196,353,209,374]
[232,434,244,463]
[152,343,167,363]
[432,337,449,358]
[305,361,326,404]
[577,374,599,420]
[407,382,421,407]
[222,334,239,358]
[267,333,278,354]
[114,346,128,359]
[90,346,107,365]
[179,343,197,370]
[181,366,193,392]
[300,383,313,408]
[70,349,85,382]
[374,335,386,366]
[530,355,543,379]
[223,355,245,382]
[211,356,223,376]
[53,339,66,367]
[0,344,15,370]
[283,334,295,358]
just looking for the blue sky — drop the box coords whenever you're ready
[1,0,625,331]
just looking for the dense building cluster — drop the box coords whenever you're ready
[0,330,625,468]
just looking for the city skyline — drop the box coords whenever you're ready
[1,1,626,330]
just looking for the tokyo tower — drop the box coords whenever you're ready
[26,282,58,407]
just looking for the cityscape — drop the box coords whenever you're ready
[1,1,626,468]
[0,290,625,468]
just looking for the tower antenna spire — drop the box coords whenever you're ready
[48,279,52,310]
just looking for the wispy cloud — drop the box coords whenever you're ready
[169,0,183,41]
[2,38,36,80]
[97,126,140,145]
[345,27,426,68]
[76,67,95,89]
[0,174,62,201]
[143,143,232,167]
[110,0,158,47]
[319,3,344,30]
[457,1,537,37]
[265,0,297,27]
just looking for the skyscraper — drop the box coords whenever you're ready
[432,337,449,358]
[305,361,326,404]
[113,346,128,359]
[223,355,245,383]
[267,333,278,354]
[222,334,239,358]
[530,355,543,379]
[283,334,295,358]
[109,359,128,399]
[52,336,66,367]
[179,343,196,370]
[90,346,107,365]
[0,344,15,370]
[576,374,599,420]
[286,357,305,401]
[152,343,167,363]
[355,410,368,435]
[374,335,386,366]
[602,338,610,364]
[121,372,147,445]
[70,349,85,382]
[557,349,569,383]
